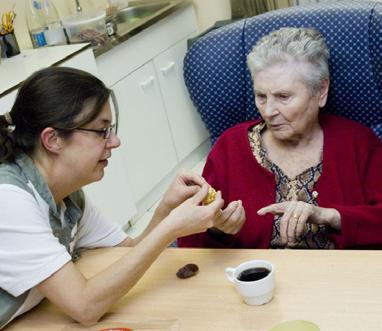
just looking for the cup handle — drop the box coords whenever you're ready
[225,267,235,283]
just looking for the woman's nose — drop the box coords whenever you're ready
[264,99,277,117]
[106,132,121,149]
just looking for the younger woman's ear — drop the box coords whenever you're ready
[40,127,62,154]
[318,78,330,108]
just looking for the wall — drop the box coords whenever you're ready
[0,0,231,50]
[192,0,231,32]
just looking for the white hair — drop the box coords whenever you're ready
[247,27,330,93]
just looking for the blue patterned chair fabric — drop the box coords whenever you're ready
[184,1,382,144]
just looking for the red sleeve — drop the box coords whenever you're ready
[329,131,382,248]
[177,136,236,248]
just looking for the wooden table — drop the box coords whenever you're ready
[6,248,382,330]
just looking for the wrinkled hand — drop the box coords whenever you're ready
[212,200,246,235]
[257,200,341,245]
[160,170,206,215]
[166,183,224,238]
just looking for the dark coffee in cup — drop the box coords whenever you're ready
[238,267,270,282]
[226,260,275,305]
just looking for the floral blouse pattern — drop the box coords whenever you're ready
[248,122,334,249]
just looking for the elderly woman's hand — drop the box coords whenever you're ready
[212,200,246,235]
[257,200,341,245]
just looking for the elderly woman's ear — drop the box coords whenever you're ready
[318,78,330,108]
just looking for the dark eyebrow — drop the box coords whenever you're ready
[94,118,112,126]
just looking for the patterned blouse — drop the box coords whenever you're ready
[248,122,334,249]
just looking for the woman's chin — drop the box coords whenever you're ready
[96,169,105,181]
[271,130,293,141]
[90,168,106,183]
[83,162,108,186]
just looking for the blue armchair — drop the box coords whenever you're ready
[184,0,382,144]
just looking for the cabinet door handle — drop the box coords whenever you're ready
[139,76,155,89]
[160,61,175,75]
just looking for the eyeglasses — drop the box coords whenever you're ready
[54,124,117,139]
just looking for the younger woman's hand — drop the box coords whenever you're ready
[165,183,224,238]
[159,170,206,215]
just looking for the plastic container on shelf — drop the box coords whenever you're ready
[25,0,47,48]
[40,0,67,46]
[25,0,67,47]
[62,10,107,49]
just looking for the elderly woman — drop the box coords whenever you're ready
[0,67,223,328]
[178,27,382,249]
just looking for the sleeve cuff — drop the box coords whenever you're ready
[328,206,358,249]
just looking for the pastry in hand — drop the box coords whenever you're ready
[202,186,217,205]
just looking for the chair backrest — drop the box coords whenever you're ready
[184,0,382,144]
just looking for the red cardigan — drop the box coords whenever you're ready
[178,113,382,249]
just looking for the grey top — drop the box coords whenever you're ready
[0,154,85,328]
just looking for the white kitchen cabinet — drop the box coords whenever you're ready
[154,38,209,161]
[96,4,210,221]
[97,5,199,87]
[113,61,178,202]
[84,147,137,227]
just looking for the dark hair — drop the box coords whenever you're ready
[0,67,112,163]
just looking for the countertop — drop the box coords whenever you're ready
[94,0,192,57]
[0,0,191,97]
[0,43,91,97]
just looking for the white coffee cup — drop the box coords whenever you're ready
[225,259,275,305]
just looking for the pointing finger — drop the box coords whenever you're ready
[257,202,288,216]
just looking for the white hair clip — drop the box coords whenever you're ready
[4,112,13,125]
